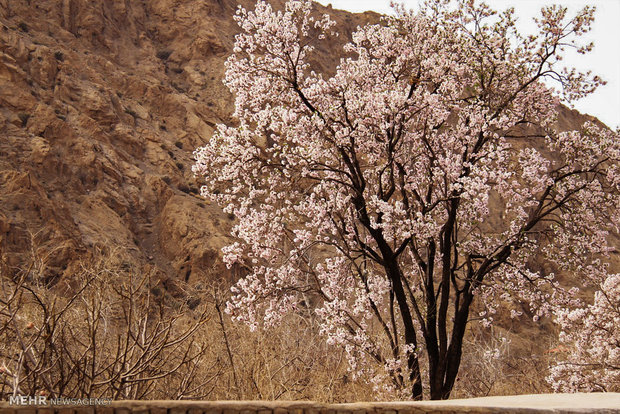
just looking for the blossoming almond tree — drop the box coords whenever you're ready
[193,0,620,399]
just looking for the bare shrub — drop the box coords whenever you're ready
[0,249,210,399]
[192,281,374,402]
[0,246,371,401]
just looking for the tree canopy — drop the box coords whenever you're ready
[193,0,620,399]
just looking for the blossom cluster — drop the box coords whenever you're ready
[548,273,620,392]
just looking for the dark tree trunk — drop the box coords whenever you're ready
[385,259,424,400]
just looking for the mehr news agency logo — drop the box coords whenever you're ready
[8,394,112,406]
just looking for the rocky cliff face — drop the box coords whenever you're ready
[0,0,381,287]
[0,0,604,289]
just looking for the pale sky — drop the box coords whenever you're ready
[315,0,620,130]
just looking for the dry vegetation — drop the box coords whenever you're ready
[0,241,364,400]
[0,238,560,401]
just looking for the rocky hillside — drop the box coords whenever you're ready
[0,0,605,289]
[0,0,380,288]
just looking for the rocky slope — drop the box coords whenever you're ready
[0,0,606,290]
[0,0,380,288]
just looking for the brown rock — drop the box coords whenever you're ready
[29,136,51,163]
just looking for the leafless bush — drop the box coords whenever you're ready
[0,245,369,401]
[192,281,372,402]
[0,249,210,399]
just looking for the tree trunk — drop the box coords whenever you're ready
[385,260,424,400]
[427,292,473,400]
